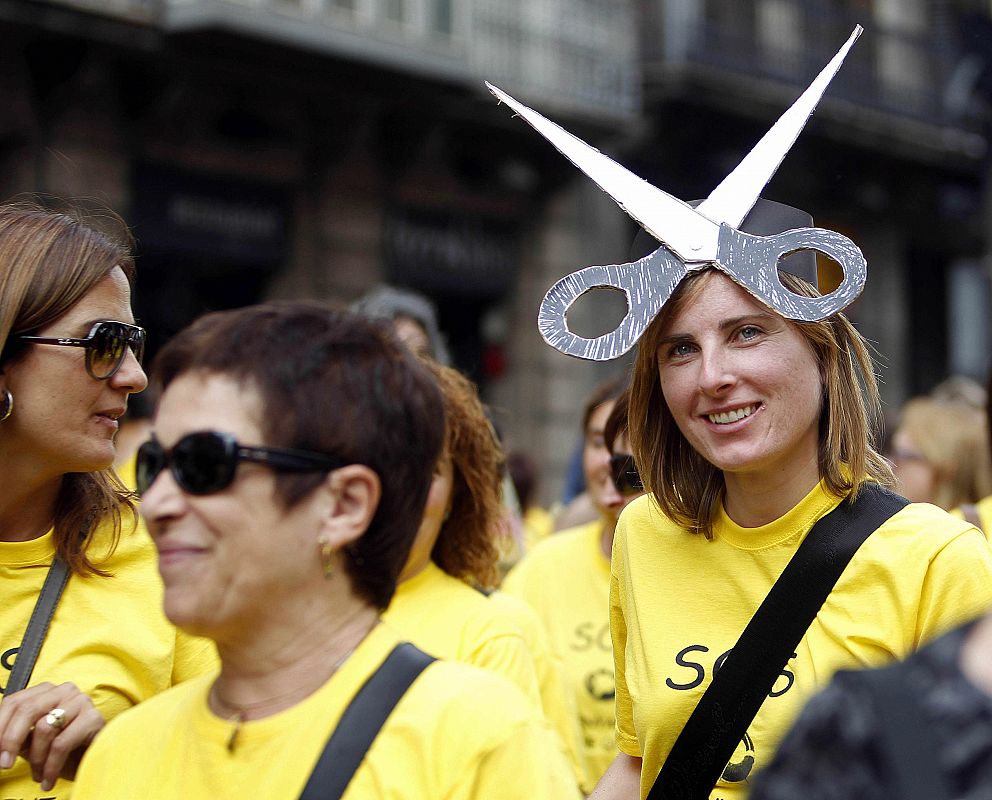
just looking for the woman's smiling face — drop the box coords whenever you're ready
[656,270,823,483]
[140,372,329,638]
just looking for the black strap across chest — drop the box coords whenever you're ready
[4,556,70,696]
[649,483,909,800]
[298,641,435,800]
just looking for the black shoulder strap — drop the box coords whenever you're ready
[5,556,70,696]
[856,663,951,800]
[298,642,436,800]
[649,483,908,799]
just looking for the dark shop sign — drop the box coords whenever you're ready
[384,208,519,297]
[132,162,290,265]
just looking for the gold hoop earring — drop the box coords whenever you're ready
[318,535,334,579]
[0,389,12,422]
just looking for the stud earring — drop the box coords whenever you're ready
[0,389,12,422]
[318,535,334,579]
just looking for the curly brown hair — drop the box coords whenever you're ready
[426,361,503,590]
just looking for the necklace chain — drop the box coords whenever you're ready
[212,645,358,753]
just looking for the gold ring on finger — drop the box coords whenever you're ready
[44,708,67,730]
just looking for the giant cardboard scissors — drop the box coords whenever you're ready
[488,26,864,361]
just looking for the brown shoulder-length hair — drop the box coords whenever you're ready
[897,396,992,510]
[629,267,893,538]
[426,361,503,591]
[0,201,138,575]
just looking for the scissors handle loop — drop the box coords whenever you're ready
[537,249,687,361]
[717,226,867,322]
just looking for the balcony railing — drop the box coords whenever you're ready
[37,0,158,22]
[38,0,639,122]
[644,0,984,139]
[470,0,639,120]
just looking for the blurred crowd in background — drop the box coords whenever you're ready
[5,1,992,798]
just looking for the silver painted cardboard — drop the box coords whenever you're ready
[489,27,866,361]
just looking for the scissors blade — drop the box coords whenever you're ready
[695,25,862,228]
[487,82,720,261]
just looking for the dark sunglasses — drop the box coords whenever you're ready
[610,453,644,496]
[136,431,348,496]
[16,320,146,380]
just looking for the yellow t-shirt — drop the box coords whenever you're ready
[383,561,541,707]
[504,520,615,793]
[612,482,992,800]
[488,589,587,789]
[115,450,138,492]
[0,514,218,800]
[72,623,581,800]
[523,506,555,552]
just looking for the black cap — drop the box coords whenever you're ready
[629,198,818,288]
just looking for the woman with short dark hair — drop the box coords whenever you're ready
[72,303,578,799]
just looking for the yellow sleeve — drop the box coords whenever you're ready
[500,560,527,596]
[610,523,639,757]
[466,633,543,709]
[171,629,219,684]
[487,590,586,780]
[914,527,992,645]
[451,720,582,800]
[73,721,116,798]
[539,653,589,790]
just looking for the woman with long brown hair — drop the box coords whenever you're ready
[888,395,992,525]
[484,49,992,797]
[0,202,215,798]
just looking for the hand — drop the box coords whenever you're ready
[0,682,105,791]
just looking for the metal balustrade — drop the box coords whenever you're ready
[40,0,640,122]
[642,0,983,134]
[37,0,158,22]
[34,0,992,132]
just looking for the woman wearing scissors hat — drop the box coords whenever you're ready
[488,27,992,800]
[0,202,216,799]
[591,199,992,800]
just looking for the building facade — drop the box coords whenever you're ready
[636,0,992,408]
[4,0,991,502]
[1,0,641,502]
